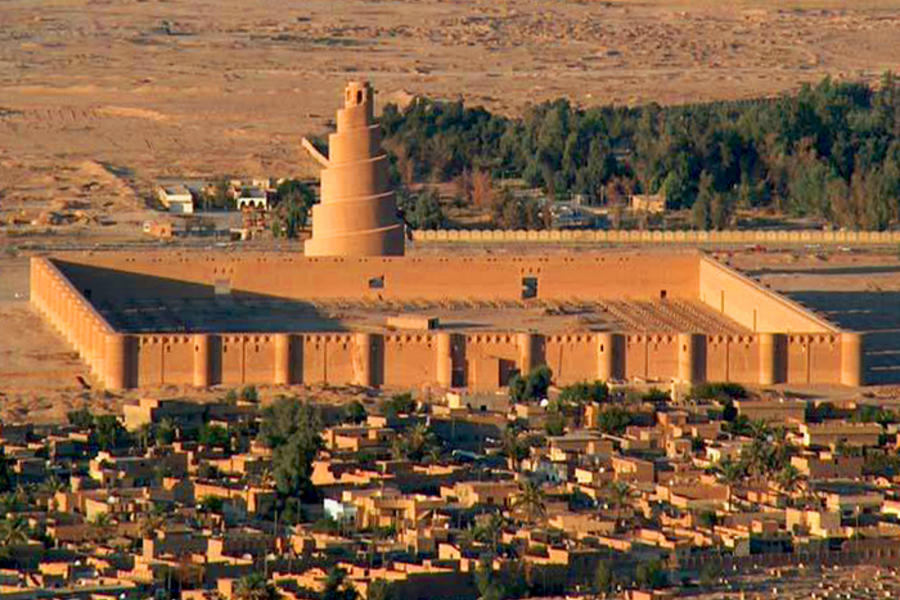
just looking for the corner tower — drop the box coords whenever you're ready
[303,81,405,256]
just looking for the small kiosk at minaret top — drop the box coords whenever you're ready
[302,81,405,257]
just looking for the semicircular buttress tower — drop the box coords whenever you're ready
[303,81,405,256]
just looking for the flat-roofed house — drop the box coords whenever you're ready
[158,184,194,214]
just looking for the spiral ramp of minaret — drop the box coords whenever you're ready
[303,81,405,257]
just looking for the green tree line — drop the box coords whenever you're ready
[380,73,900,230]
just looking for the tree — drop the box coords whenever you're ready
[471,513,506,555]
[272,179,316,239]
[699,561,722,589]
[199,424,230,450]
[634,559,667,590]
[39,474,66,512]
[401,188,444,229]
[134,423,154,451]
[691,171,715,230]
[594,561,613,597]
[721,399,738,423]
[67,407,94,429]
[714,457,746,511]
[0,516,29,547]
[239,385,259,403]
[367,579,393,600]
[234,573,282,600]
[260,397,323,499]
[776,464,805,504]
[155,418,176,445]
[511,480,546,524]
[471,168,495,209]
[380,74,900,231]
[602,481,631,531]
[344,400,368,424]
[508,365,553,403]
[93,415,129,451]
[0,449,13,494]
[380,393,417,418]
[697,510,718,530]
[474,555,505,600]
[209,177,233,211]
[544,409,566,436]
[558,380,609,405]
[139,511,167,539]
[501,426,529,470]
[596,406,632,435]
[322,567,358,600]
[391,422,436,462]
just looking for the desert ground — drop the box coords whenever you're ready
[3,0,900,229]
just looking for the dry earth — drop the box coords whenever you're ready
[3,0,900,218]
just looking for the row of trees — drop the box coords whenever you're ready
[381,73,900,230]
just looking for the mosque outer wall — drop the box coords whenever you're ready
[29,252,864,390]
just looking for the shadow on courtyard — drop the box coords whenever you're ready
[788,290,900,385]
[53,260,347,334]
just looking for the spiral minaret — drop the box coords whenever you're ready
[303,81,405,257]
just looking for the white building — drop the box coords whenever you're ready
[236,187,268,211]
[157,185,194,214]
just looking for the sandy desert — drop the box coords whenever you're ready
[3,0,900,215]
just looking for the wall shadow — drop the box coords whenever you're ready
[787,290,900,385]
[746,265,900,277]
[53,260,347,334]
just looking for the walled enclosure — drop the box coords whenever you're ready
[30,250,864,390]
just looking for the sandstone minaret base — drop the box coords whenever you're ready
[303,81,405,257]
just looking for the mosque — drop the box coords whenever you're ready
[29,82,864,390]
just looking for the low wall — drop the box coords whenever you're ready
[413,228,900,245]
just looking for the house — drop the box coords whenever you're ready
[799,422,882,448]
[735,398,806,424]
[236,187,268,211]
[157,185,194,214]
[630,193,665,214]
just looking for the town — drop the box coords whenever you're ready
[3,379,900,600]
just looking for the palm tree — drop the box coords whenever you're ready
[511,480,546,524]
[0,492,23,517]
[0,516,29,546]
[134,423,154,452]
[472,513,506,555]
[40,474,66,512]
[501,426,527,471]
[92,512,115,540]
[748,419,770,441]
[139,512,166,539]
[776,465,805,507]
[602,481,631,531]
[234,573,282,600]
[715,457,746,511]
[745,438,772,482]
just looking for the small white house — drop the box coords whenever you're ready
[236,187,268,211]
[157,185,194,214]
